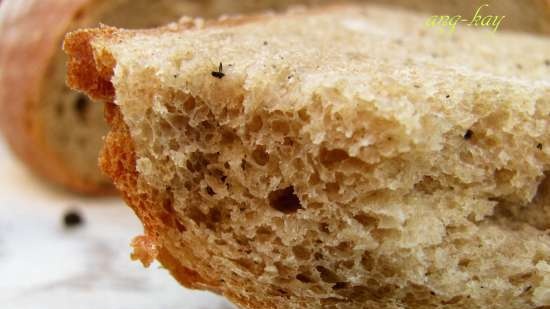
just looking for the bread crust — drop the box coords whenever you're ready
[0,0,115,195]
[102,103,225,290]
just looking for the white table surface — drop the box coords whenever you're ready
[0,137,235,309]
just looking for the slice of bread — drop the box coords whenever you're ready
[64,3,550,309]
[0,0,334,195]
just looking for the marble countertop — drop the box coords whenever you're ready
[0,138,235,309]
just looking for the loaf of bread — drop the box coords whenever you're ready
[65,3,550,309]
[0,0,337,195]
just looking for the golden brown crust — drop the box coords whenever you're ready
[0,0,114,195]
[64,28,117,102]
[101,103,225,293]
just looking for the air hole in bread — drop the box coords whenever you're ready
[297,108,310,122]
[320,147,349,166]
[221,130,238,144]
[340,260,355,269]
[361,252,375,271]
[252,146,269,166]
[495,168,515,186]
[326,182,340,200]
[255,226,274,242]
[183,97,196,112]
[309,173,321,185]
[268,186,302,214]
[241,159,248,171]
[206,186,215,196]
[509,272,533,285]
[320,297,342,306]
[292,158,305,170]
[414,175,444,194]
[296,273,313,283]
[340,285,372,302]
[208,207,222,225]
[233,258,263,276]
[319,222,330,233]
[353,212,379,228]
[271,119,290,135]
[332,282,349,290]
[314,252,324,261]
[274,261,292,276]
[292,245,311,260]
[316,265,341,283]
[188,206,208,226]
[335,241,353,254]
[457,258,471,268]
[175,219,187,233]
[246,115,263,133]
[441,295,463,305]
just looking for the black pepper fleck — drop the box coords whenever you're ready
[63,209,84,228]
[413,84,420,88]
[263,41,268,46]
[211,62,225,79]
[446,94,450,98]
[545,59,550,66]
[464,129,474,140]
[537,143,543,150]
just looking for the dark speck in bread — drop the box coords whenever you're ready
[464,129,474,140]
[211,62,225,79]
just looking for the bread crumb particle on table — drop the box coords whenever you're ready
[63,209,84,228]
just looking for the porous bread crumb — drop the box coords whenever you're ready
[66,4,550,309]
[131,235,158,267]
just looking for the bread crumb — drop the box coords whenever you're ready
[131,235,158,267]
[63,209,84,228]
